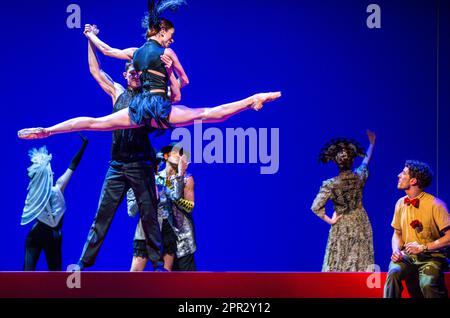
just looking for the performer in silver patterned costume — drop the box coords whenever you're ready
[128,143,196,271]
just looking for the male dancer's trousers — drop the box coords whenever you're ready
[384,254,448,298]
[79,160,162,268]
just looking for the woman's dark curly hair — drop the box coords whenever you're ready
[405,160,433,189]
[318,138,365,164]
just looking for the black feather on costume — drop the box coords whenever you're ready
[142,0,187,30]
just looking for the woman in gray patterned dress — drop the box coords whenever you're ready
[311,131,376,272]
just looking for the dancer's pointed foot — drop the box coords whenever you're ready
[250,92,282,111]
[18,127,50,139]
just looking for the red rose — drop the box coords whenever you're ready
[410,219,423,232]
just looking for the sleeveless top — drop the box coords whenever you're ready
[111,89,155,163]
[133,39,168,92]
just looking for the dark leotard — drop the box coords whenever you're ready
[128,39,172,129]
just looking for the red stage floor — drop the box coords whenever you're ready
[0,272,449,298]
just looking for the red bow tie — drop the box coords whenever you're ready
[404,197,419,208]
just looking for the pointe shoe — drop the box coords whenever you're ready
[250,91,282,111]
[17,127,50,139]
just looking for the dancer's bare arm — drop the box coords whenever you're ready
[55,169,74,194]
[168,72,181,103]
[183,176,194,203]
[173,156,195,213]
[85,24,137,60]
[87,30,124,104]
[362,130,376,166]
[172,176,195,213]
[391,229,405,262]
[161,54,181,103]
[164,48,189,87]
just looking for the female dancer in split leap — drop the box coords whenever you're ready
[18,0,281,139]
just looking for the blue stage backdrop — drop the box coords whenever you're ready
[1,0,448,271]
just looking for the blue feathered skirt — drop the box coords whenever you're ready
[128,90,172,129]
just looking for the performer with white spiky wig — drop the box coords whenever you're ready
[22,135,88,271]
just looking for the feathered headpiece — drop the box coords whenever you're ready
[318,138,365,164]
[21,146,54,225]
[142,0,187,30]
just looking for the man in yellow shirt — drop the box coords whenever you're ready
[384,160,450,298]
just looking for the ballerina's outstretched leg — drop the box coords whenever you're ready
[18,92,281,139]
[18,108,136,139]
[169,92,281,126]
